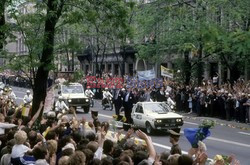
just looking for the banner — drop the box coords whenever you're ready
[137,69,156,81]
[161,65,173,79]
[126,77,163,89]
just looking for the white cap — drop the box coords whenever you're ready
[165,92,169,95]
[122,88,125,91]
[27,90,30,93]
[9,88,12,91]
[105,87,108,90]
[59,96,63,99]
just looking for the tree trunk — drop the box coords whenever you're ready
[0,0,6,50]
[31,0,63,117]
[71,50,74,71]
[197,44,203,85]
[66,48,71,71]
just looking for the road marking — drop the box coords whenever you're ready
[207,137,250,148]
[99,113,112,119]
[238,132,250,136]
[184,121,199,126]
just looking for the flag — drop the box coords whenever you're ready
[137,68,156,81]
[161,65,173,79]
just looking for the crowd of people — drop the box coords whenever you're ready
[0,70,247,165]
[89,74,250,124]
[85,75,250,125]
[0,86,240,165]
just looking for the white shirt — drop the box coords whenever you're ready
[125,92,130,102]
[23,94,33,104]
[85,89,94,97]
[0,122,16,135]
[55,100,69,111]
[11,144,31,158]
[94,147,103,160]
[103,91,112,99]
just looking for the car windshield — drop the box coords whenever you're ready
[61,85,84,94]
[143,103,170,114]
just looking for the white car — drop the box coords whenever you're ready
[56,83,90,113]
[132,102,183,134]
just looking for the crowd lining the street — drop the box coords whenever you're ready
[83,72,250,124]
[0,71,246,165]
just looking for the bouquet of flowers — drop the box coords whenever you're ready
[110,115,127,131]
[112,114,126,122]
[184,120,215,148]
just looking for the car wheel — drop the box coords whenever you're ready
[83,106,90,113]
[146,122,154,135]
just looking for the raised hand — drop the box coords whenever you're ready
[125,128,134,139]
[136,130,148,141]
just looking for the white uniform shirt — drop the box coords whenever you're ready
[55,100,69,111]
[23,94,33,104]
[85,89,94,97]
[103,91,112,99]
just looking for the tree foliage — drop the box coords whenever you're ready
[134,0,250,84]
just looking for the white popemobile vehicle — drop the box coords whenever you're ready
[56,83,90,113]
[131,102,183,134]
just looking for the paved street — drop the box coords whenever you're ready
[13,86,250,164]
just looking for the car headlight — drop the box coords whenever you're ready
[156,119,162,123]
[68,99,72,102]
[86,99,89,102]
[176,119,182,122]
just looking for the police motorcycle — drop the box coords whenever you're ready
[85,86,94,107]
[102,88,113,111]
[54,96,69,116]
[22,90,33,118]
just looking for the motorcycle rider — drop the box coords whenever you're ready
[8,88,16,100]
[85,86,94,97]
[102,87,113,110]
[85,86,95,107]
[23,90,33,105]
[55,96,69,113]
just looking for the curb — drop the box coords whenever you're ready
[183,116,250,131]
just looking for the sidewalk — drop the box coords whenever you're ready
[181,112,250,131]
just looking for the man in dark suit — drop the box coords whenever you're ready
[112,87,124,115]
[156,87,167,102]
[123,88,134,124]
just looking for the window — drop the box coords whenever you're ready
[136,105,143,113]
